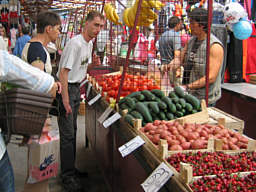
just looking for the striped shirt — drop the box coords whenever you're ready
[0,50,55,160]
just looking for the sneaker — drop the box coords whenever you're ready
[75,168,88,178]
[62,177,84,192]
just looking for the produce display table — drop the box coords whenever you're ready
[216,83,256,139]
[85,88,187,192]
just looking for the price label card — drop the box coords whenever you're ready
[80,79,89,88]
[141,162,173,192]
[88,94,101,106]
[97,106,114,124]
[118,136,145,158]
[86,82,92,98]
[103,112,121,128]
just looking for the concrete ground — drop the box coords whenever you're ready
[7,115,108,192]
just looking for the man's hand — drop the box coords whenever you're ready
[63,100,72,117]
[56,82,62,94]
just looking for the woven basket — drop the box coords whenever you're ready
[0,88,52,136]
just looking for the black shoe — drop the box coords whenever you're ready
[75,168,88,178]
[62,177,84,192]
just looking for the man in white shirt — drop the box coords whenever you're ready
[57,11,105,192]
[0,50,59,192]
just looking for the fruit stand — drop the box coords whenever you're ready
[83,74,255,191]
[77,0,256,191]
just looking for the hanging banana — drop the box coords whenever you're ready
[122,0,165,28]
[104,3,121,25]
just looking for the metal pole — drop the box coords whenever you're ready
[205,0,213,106]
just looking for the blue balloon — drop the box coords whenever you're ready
[233,20,252,40]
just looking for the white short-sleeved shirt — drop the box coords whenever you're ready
[57,34,93,83]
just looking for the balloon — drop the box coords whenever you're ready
[223,2,247,24]
[233,20,252,40]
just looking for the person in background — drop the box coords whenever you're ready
[0,50,60,192]
[57,10,105,192]
[22,11,61,77]
[13,24,31,58]
[168,8,224,106]
[0,25,11,53]
[159,16,183,68]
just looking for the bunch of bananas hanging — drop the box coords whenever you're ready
[123,0,165,28]
[104,3,122,25]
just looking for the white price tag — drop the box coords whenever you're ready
[88,94,101,106]
[97,106,114,124]
[80,79,89,88]
[86,82,92,98]
[103,112,121,128]
[118,136,145,158]
[141,162,173,192]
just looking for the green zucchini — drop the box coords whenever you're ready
[159,112,167,120]
[162,96,176,113]
[176,103,182,111]
[158,101,167,110]
[155,97,161,103]
[174,86,185,98]
[124,114,135,126]
[175,111,184,117]
[130,111,144,121]
[179,98,186,108]
[135,93,145,101]
[125,97,136,109]
[172,97,179,104]
[166,112,174,120]
[185,103,193,112]
[126,91,142,98]
[151,89,165,98]
[120,103,130,110]
[141,90,156,101]
[169,91,178,99]
[192,109,198,114]
[148,102,160,114]
[135,102,153,123]
[184,94,200,110]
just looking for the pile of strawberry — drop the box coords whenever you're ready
[167,151,256,176]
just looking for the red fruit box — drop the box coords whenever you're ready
[124,110,256,161]
[181,166,256,192]
[163,150,256,192]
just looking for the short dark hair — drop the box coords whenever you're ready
[22,25,30,35]
[85,10,104,22]
[188,8,208,33]
[36,11,61,33]
[168,16,181,29]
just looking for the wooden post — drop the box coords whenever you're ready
[180,162,193,184]
[218,118,226,127]
[158,139,168,159]
[133,119,142,130]
[247,140,256,151]
[207,138,215,150]
[214,139,223,150]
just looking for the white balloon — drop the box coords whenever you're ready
[223,2,248,24]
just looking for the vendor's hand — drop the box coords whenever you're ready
[63,100,72,117]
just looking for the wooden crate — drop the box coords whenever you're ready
[207,107,244,134]
[163,150,256,192]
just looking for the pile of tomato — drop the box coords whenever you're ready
[97,73,160,99]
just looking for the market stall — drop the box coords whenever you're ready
[79,0,256,191]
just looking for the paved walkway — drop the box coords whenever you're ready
[7,115,108,192]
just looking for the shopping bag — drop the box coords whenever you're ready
[27,138,59,184]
